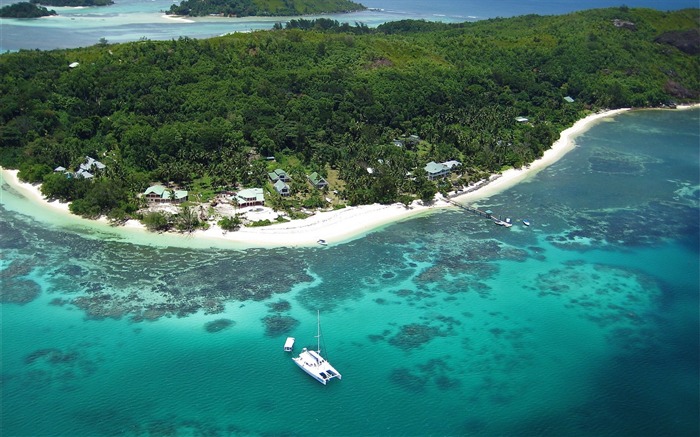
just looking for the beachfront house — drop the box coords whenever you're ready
[234,188,265,207]
[80,156,106,172]
[144,185,188,203]
[268,168,291,183]
[75,169,94,179]
[424,160,461,181]
[74,156,107,179]
[307,172,328,190]
[273,180,290,196]
[55,156,106,179]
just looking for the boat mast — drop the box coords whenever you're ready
[315,310,321,353]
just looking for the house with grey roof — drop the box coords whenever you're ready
[75,169,94,179]
[80,156,106,173]
[268,168,291,183]
[307,172,328,190]
[144,185,188,203]
[273,180,290,196]
[424,160,461,181]
[234,188,265,207]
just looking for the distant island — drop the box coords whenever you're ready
[168,0,365,17]
[0,2,56,17]
[31,0,114,6]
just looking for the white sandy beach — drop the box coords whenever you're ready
[3,106,694,249]
[161,14,195,24]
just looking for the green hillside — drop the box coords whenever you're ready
[168,0,366,17]
[0,2,56,18]
[31,0,114,6]
[1,7,698,222]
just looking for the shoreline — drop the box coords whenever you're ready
[2,106,696,249]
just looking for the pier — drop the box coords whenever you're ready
[446,199,495,219]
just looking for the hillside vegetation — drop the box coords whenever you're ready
[31,0,114,6]
[0,7,698,221]
[0,2,56,17]
[168,0,365,17]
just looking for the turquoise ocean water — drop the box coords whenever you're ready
[2,109,698,436]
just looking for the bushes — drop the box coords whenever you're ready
[142,211,170,232]
[17,163,52,184]
[218,215,242,231]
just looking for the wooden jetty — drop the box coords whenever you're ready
[447,199,494,219]
[447,199,520,228]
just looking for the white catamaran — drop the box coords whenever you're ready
[292,311,342,385]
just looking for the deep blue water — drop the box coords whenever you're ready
[1,0,698,51]
[2,109,698,436]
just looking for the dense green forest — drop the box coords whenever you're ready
[30,0,114,6]
[1,7,698,222]
[168,0,365,17]
[0,2,56,17]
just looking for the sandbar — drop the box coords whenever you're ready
[3,106,694,249]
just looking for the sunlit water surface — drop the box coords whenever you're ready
[2,109,698,436]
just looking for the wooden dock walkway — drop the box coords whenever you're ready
[446,199,494,219]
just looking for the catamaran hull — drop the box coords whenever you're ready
[292,349,342,385]
[293,360,329,385]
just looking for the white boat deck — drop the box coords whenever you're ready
[293,348,342,385]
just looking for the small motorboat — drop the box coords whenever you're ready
[494,218,513,228]
[317,239,327,246]
[522,219,531,226]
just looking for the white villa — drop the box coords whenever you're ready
[144,185,188,203]
[424,160,461,180]
[234,188,265,207]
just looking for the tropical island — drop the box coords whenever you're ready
[168,0,365,18]
[0,2,56,18]
[30,0,114,6]
[0,7,698,241]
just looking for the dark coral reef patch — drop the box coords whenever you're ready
[262,315,299,337]
[204,318,235,333]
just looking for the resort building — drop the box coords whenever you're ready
[80,156,106,172]
[144,185,189,203]
[53,156,106,179]
[268,168,291,183]
[75,169,94,179]
[273,180,290,196]
[424,160,461,180]
[234,188,265,207]
[308,172,328,190]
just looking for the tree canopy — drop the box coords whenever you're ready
[1,7,698,219]
[168,0,365,17]
[0,2,56,18]
[30,0,113,6]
